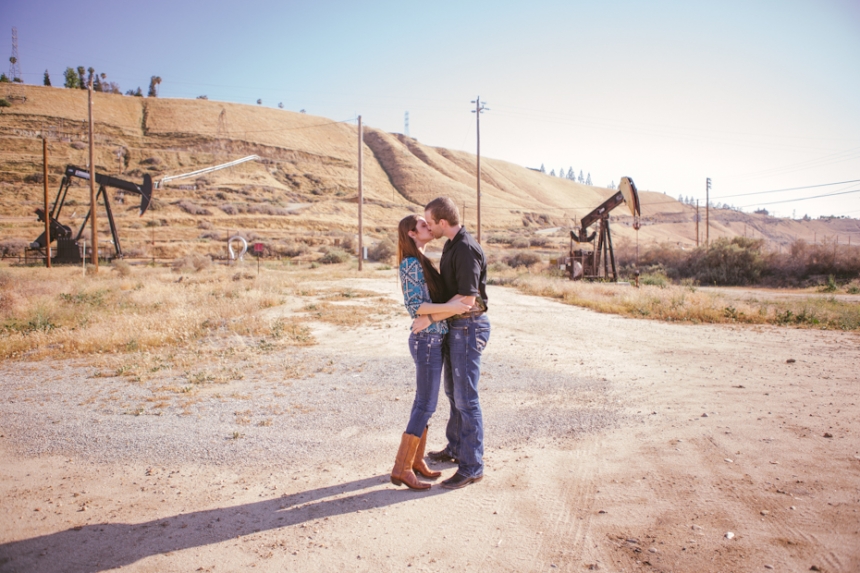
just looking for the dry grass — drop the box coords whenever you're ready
[511,274,860,330]
[0,262,391,361]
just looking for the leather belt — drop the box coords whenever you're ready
[450,310,486,320]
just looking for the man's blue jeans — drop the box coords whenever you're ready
[442,314,490,478]
[405,331,445,437]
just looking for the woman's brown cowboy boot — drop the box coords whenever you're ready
[413,426,441,479]
[391,433,431,490]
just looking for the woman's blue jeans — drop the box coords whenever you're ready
[404,331,445,437]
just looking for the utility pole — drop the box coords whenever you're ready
[705,177,711,247]
[471,96,489,244]
[695,199,699,247]
[357,115,363,271]
[88,80,98,271]
[43,136,51,268]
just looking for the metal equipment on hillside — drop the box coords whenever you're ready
[566,176,641,281]
[30,165,153,264]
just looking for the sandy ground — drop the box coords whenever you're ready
[1,278,859,573]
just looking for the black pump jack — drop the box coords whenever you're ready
[32,165,153,263]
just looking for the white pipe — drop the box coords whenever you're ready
[156,155,261,189]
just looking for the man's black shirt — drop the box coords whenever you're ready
[439,227,488,310]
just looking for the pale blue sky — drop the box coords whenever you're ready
[3,0,859,217]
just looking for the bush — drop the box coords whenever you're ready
[219,203,238,215]
[177,200,212,216]
[111,260,132,277]
[640,271,668,288]
[275,241,310,258]
[319,248,350,264]
[529,236,550,247]
[0,238,28,258]
[171,254,212,273]
[368,239,396,263]
[505,251,541,268]
[511,237,530,249]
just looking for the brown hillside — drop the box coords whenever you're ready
[1,84,857,261]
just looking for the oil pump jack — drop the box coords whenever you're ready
[566,176,641,281]
[31,165,153,264]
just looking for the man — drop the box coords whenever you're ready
[415,197,490,490]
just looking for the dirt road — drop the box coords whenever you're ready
[1,278,858,572]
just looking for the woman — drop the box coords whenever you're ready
[391,214,471,490]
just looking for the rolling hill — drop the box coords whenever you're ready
[1,84,857,261]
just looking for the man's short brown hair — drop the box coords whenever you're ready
[425,197,460,226]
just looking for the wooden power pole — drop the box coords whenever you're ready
[357,115,363,271]
[705,177,711,247]
[88,81,98,271]
[43,137,51,268]
[695,199,699,247]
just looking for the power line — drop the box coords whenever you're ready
[712,178,860,200]
[739,186,860,208]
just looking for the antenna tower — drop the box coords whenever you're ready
[404,111,410,137]
[9,27,22,82]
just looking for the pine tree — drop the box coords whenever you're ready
[77,66,86,89]
[550,169,556,176]
[540,164,546,173]
[586,173,592,185]
[43,70,51,86]
[578,170,584,183]
[567,167,575,180]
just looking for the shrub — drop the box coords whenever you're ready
[640,271,668,288]
[319,248,350,264]
[276,241,310,258]
[0,238,28,258]
[147,197,165,211]
[219,203,238,215]
[171,254,212,273]
[111,260,132,276]
[0,98,10,107]
[177,200,212,216]
[511,237,530,249]
[529,236,549,247]
[368,239,396,263]
[505,251,541,268]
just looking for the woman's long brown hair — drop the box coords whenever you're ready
[397,214,445,303]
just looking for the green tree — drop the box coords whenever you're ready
[76,66,86,89]
[43,70,51,86]
[0,73,9,83]
[63,68,79,88]
[148,76,161,97]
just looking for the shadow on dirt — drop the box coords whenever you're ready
[0,474,448,572]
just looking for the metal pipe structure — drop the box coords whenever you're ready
[156,155,261,188]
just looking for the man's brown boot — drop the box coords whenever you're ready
[391,433,431,490]
[413,426,441,479]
